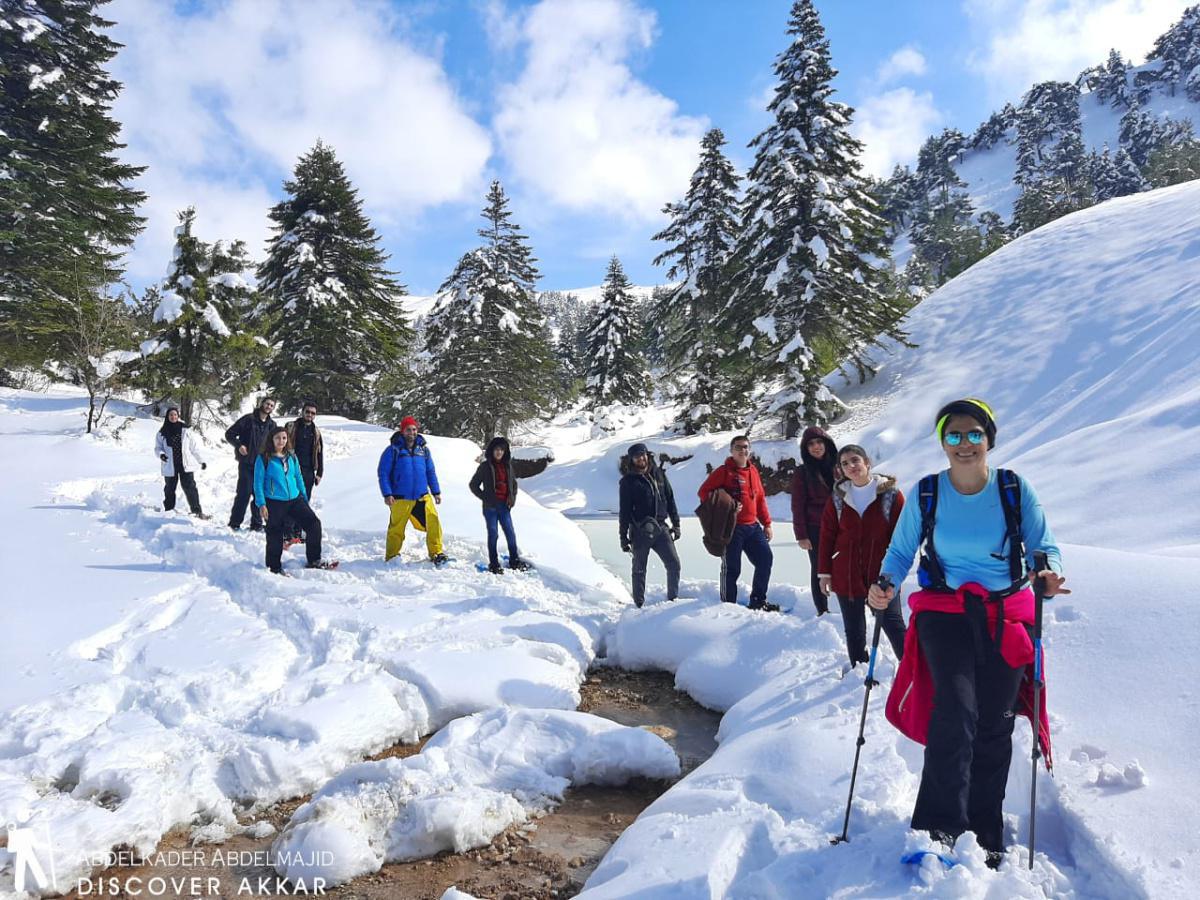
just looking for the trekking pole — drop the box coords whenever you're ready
[832,577,890,845]
[1028,550,1049,869]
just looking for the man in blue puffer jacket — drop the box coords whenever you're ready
[378,415,446,563]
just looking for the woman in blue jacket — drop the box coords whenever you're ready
[254,427,333,574]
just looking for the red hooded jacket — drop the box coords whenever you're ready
[885,585,1052,771]
[817,476,905,598]
[698,458,771,528]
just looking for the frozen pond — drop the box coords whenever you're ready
[574,516,817,602]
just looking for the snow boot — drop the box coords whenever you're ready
[430,553,451,567]
[305,560,339,570]
[508,558,533,572]
[487,561,504,575]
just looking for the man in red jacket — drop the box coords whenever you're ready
[698,435,776,610]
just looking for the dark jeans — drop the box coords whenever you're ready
[229,460,263,529]
[911,610,1025,852]
[265,497,322,572]
[483,504,520,566]
[805,522,827,613]
[836,593,906,665]
[721,523,773,605]
[630,521,680,607]
[163,472,202,514]
[284,467,318,538]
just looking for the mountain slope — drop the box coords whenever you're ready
[833,179,1200,555]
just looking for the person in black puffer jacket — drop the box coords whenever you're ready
[469,436,531,574]
[618,443,681,608]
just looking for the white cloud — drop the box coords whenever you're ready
[492,0,707,221]
[963,0,1195,103]
[108,0,491,282]
[853,88,943,178]
[876,45,928,85]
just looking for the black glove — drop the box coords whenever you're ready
[670,525,681,541]
[159,453,168,462]
[201,462,207,470]
[620,537,631,554]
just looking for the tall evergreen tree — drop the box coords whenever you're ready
[1091,147,1148,201]
[0,0,145,366]
[419,181,557,442]
[651,127,742,433]
[910,185,982,284]
[1146,4,1200,98]
[258,141,409,417]
[723,0,906,435]
[584,256,648,409]
[137,208,260,422]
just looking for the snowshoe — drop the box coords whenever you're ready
[901,849,958,869]
[283,536,304,550]
[488,561,505,575]
[305,559,339,570]
[192,511,211,520]
[507,558,534,572]
[430,553,453,567]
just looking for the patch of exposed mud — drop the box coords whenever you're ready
[76,669,718,899]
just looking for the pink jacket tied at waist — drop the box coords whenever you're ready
[884,584,1052,772]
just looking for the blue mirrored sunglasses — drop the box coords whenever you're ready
[943,429,986,447]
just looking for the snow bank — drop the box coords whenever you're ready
[0,389,629,894]
[272,708,679,887]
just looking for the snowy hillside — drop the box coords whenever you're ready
[956,77,1200,225]
[833,179,1200,555]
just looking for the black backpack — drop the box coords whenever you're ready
[916,469,1026,593]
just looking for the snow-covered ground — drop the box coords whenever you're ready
[0,395,630,894]
[5,182,1200,898]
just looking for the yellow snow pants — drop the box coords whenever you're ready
[385,494,444,560]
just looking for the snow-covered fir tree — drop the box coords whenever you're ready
[418,181,557,443]
[1144,136,1200,187]
[1118,107,1193,167]
[724,0,905,435]
[257,141,409,418]
[971,104,1016,150]
[1090,147,1148,202]
[1146,4,1200,99]
[651,128,742,434]
[138,208,260,423]
[540,290,588,401]
[583,257,649,409]
[0,0,145,368]
[910,184,982,284]
[1014,82,1082,184]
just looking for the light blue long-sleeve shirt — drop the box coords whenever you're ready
[880,468,1062,592]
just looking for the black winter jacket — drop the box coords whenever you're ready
[469,437,518,508]
[618,455,680,544]
[225,412,277,463]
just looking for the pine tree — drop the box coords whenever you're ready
[0,0,145,367]
[1146,4,1200,98]
[418,181,557,442]
[723,0,905,436]
[137,208,261,422]
[1091,147,1148,201]
[1144,138,1200,187]
[910,185,982,284]
[651,128,742,433]
[258,141,409,418]
[971,104,1016,150]
[1015,81,1081,185]
[584,256,648,409]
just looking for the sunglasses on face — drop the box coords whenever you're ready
[943,429,986,447]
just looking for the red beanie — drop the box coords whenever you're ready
[400,416,419,431]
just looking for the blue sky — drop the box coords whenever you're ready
[106,0,1194,297]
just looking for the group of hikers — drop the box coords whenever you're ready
[154,394,1069,864]
[152,398,530,577]
[612,397,1069,866]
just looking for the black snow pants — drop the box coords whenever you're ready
[163,472,202,514]
[265,497,322,572]
[836,593,906,666]
[910,609,1025,853]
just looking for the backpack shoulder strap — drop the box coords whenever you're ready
[880,487,896,523]
[918,474,938,541]
[997,468,1025,581]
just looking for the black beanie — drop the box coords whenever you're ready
[935,398,997,449]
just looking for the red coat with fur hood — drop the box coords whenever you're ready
[817,475,904,598]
